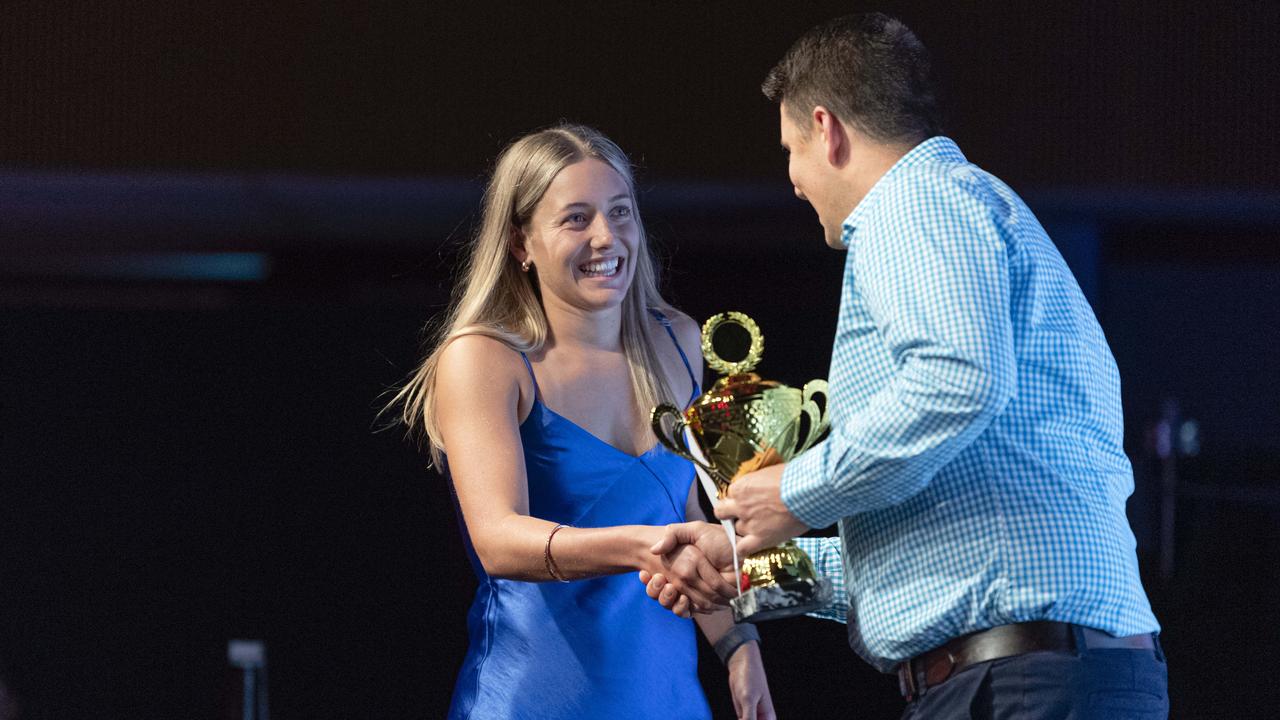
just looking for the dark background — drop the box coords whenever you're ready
[2,2,1279,718]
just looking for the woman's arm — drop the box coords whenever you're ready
[437,335,729,606]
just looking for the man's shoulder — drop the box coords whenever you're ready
[891,152,989,195]
[872,156,1021,228]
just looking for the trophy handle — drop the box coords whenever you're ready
[650,404,710,470]
[796,380,832,455]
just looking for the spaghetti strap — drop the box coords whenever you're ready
[648,309,701,406]
[518,351,542,401]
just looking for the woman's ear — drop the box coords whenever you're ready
[509,226,529,266]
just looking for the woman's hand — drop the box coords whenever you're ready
[727,641,774,720]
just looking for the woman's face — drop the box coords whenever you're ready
[518,158,639,315]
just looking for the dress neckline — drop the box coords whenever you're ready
[523,398,661,460]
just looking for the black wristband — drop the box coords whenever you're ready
[713,622,761,665]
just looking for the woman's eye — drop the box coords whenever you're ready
[611,206,632,219]
[566,213,588,225]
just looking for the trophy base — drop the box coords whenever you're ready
[730,576,835,623]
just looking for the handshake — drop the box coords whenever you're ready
[638,463,812,618]
[639,520,741,618]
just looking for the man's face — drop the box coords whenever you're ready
[780,102,845,249]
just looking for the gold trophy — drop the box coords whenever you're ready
[651,311,834,622]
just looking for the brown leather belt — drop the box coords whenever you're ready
[896,621,1157,701]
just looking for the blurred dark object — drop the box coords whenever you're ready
[1146,398,1200,578]
[0,661,20,720]
[1139,396,1280,579]
[225,641,268,720]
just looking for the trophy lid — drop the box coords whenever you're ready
[697,311,791,406]
[649,310,830,485]
[702,311,765,377]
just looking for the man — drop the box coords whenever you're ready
[645,13,1167,718]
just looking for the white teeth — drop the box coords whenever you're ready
[579,257,621,276]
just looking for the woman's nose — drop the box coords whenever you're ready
[590,215,614,247]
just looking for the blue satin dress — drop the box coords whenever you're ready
[446,313,710,719]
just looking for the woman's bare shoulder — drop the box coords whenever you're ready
[436,333,526,391]
[650,308,703,388]
[664,310,702,350]
[653,310,700,360]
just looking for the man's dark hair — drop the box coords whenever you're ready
[762,13,940,144]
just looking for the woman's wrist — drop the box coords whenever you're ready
[543,523,572,582]
[633,525,666,570]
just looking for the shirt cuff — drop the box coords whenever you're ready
[780,444,850,529]
[793,536,841,579]
[793,536,848,624]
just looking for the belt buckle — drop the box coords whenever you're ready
[934,650,956,685]
[900,649,959,702]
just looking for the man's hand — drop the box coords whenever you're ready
[649,520,737,572]
[714,463,810,556]
[638,521,739,617]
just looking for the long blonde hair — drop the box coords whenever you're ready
[386,124,679,466]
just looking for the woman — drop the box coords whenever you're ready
[387,124,775,719]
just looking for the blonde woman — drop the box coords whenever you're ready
[388,125,775,720]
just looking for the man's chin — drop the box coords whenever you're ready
[823,226,848,250]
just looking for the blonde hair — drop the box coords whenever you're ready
[386,124,679,466]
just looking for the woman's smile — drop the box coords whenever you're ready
[579,256,623,278]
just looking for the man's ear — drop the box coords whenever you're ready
[813,106,849,168]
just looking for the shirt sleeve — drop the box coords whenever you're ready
[793,536,847,623]
[782,174,1017,528]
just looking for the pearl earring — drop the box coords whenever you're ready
[521,260,532,272]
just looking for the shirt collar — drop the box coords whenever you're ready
[840,136,967,246]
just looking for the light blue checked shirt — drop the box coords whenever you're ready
[786,137,1159,672]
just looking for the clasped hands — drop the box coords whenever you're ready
[639,463,809,617]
